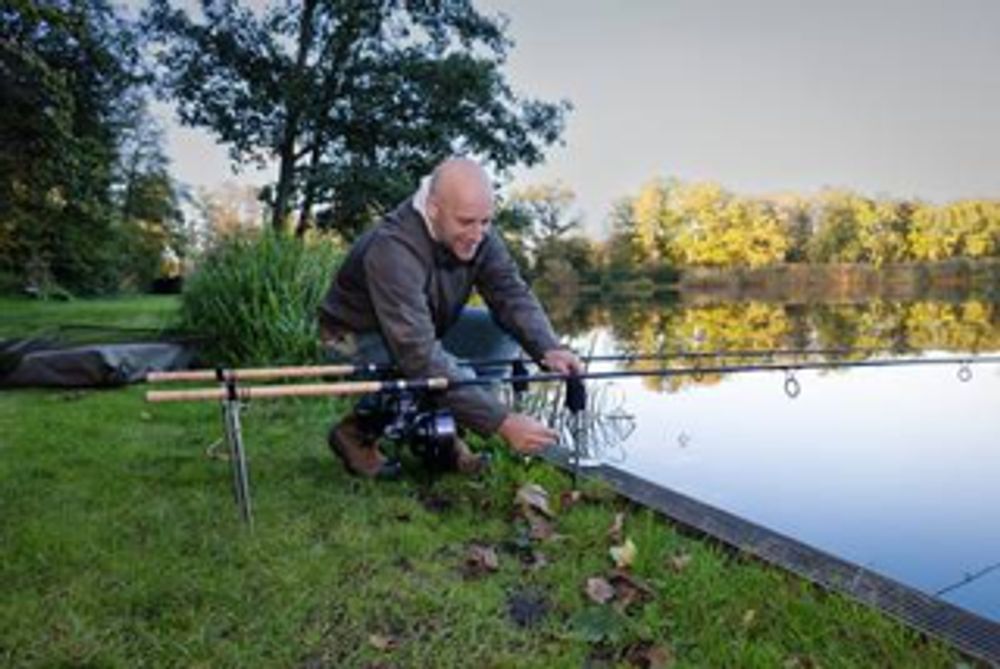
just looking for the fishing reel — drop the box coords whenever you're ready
[355,389,458,472]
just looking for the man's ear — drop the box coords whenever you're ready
[425,197,441,230]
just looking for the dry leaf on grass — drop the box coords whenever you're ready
[624,641,675,668]
[515,483,554,518]
[668,552,692,572]
[585,576,616,604]
[609,538,637,569]
[463,543,499,577]
[609,570,655,610]
[559,489,583,511]
[607,512,625,543]
[526,511,556,541]
[368,633,399,652]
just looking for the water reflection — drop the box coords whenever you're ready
[526,294,1000,623]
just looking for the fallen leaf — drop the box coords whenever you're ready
[585,576,615,604]
[607,512,626,543]
[506,588,549,628]
[526,511,555,541]
[140,411,152,421]
[609,538,637,569]
[668,552,692,572]
[609,570,654,611]
[742,608,757,627]
[559,489,582,511]
[515,483,554,518]
[464,543,499,577]
[368,633,399,651]
[624,642,675,668]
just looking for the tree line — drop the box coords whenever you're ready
[606,179,1000,271]
[1,0,567,296]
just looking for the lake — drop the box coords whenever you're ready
[536,295,1000,624]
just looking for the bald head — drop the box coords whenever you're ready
[429,157,493,206]
[425,158,494,262]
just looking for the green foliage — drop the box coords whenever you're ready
[1,0,183,296]
[145,0,570,237]
[179,232,341,366]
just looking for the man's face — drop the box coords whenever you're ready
[428,189,493,262]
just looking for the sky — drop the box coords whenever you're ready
[152,0,1000,237]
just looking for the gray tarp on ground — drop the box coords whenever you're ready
[0,342,194,388]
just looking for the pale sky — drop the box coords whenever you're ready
[152,0,1000,237]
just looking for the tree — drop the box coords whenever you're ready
[630,178,679,265]
[807,189,864,263]
[1,0,160,294]
[503,181,581,273]
[145,0,570,237]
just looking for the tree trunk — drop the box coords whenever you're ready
[269,0,317,234]
[294,143,322,238]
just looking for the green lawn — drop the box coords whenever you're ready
[0,297,966,667]
[0,295,181,341]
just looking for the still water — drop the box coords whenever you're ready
[544,298,1000,622]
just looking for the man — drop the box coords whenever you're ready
[318,157,582,478]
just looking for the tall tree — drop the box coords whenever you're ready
[145,0,569,237]
[1,0,152,294]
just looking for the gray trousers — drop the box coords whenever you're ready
[324,306,520,380]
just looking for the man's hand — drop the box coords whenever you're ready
[541,348,584,376]
[497,413,559,454]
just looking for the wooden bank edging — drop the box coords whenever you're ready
[543,452,1000,667]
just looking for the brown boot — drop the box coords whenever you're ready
[328,415,401,480]
[452,438,490,475]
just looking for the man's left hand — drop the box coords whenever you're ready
[541,348,584,376]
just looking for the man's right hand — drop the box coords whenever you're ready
[497,413,559,454]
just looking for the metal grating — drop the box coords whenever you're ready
[548,453,1000,666]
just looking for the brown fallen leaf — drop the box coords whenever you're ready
[464,543,499,577]
[559,489,583,511]
[526,510,555,541]
[368,633,399,652]
[585,576,615,604]
[609,537,637,569]
[607,511,626,543]
[515,483,554,518]
[668,552,692,572]
[624,641,675,668]
[609,569,654,596]
[610,570,654,611]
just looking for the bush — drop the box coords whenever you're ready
[180,232,342,366]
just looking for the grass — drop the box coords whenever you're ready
[0,297,969,667]
[0,295,181,341]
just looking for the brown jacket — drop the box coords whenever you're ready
[318,197,560,434]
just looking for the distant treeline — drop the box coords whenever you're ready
[497,179,1000,299]
[605,179,1000,269]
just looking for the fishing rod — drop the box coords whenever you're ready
[146,353,1000,403]
[145,345,923,383]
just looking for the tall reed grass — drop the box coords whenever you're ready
[180,232,341,366]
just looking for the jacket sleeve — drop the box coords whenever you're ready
[364,235,509,435]
[475,232,561,361]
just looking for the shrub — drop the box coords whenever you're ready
[180,232,342,366]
